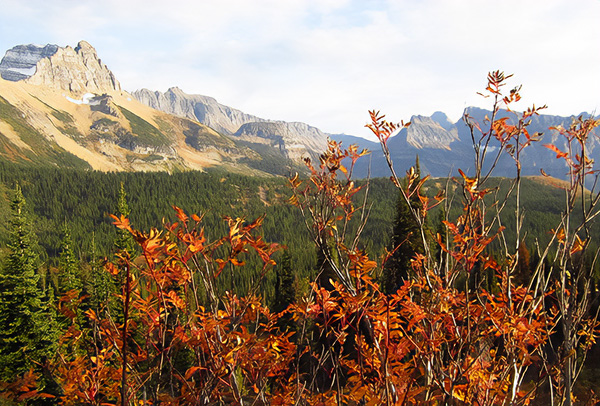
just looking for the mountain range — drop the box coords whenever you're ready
[0,40,596,179]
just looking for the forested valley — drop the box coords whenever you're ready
[0,162,589,304]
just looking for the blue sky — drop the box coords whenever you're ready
[0,0,599,139]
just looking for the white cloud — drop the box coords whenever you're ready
[0,0,598,137]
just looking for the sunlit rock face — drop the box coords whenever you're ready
[235,121,328,161]
[0,41,121,95]
[133,87,264,135]
[24,40,121,95]
[404,115,459,150]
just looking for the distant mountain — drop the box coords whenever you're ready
[1,41,121,94]
[132,87,328,161]
[0,44,59,81]
[332,107,599,179]
[132,87,261,135]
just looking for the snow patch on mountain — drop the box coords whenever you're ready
[65,92,96,105]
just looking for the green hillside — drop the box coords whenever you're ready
[0,163,594,297]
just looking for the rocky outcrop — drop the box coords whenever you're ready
[3,41,122,95]
[0,40,308,175]
[0,44,59,81]
[235,121,328,161]
[430,111,455,131]
[88,94,120,117]
[133,87,263,135]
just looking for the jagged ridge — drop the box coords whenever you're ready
[132,87,328,161]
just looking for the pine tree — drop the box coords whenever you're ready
[89,232,113,314]
[435,206,447,279]
[514,239,532,286]
[316,241,337,291]
[0,184,57,383]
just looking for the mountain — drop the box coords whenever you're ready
[132,87,261,135]
[0,41,306,174]
[132,87,328,161]
[331,107,599,180]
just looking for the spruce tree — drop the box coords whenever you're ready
[382,157,426,294]
[0,184,57,382]
[89,232,113,314]
[114,182,135,257]
[435,206,447,279]
[58,222,81,294]
[272,250,296,314]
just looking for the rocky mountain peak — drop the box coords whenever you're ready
[430,111,455,131]
[132,87,329,162]
[0,40,121,96]
[405,115,459,150]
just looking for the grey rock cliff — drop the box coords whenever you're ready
[132,87,264,135]
[0,44,59,81]
[133,87,328,160]
[405,115,459,150]
[235,121,328,161]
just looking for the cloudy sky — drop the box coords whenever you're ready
[0,0,598,139]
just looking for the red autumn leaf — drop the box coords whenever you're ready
[544,143,568,159]
[110,214,131,231]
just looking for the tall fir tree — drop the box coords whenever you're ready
[435,206,448,280]
[57,222,81,294]
[0,184,57,384]
[272,249,296,313]
[382,157,426,294]
[114,182,136,257]
[89,231,114,314]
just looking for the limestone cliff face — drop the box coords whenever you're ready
[133,87,328,161]
[133,87,263,135]
[25,41,121,95]
[235,121,328,161]
[0,41,121,95]
[0,41,311,175]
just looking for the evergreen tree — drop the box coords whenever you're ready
[382,157,426,294]
[0,184,57,383]
[315,241,337,291]
[272,250,296,314]
[515,239,532,286]
[89,232,113,314]
[57,222,81,294]
[114,182,135,257]
[435,206,447,279]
